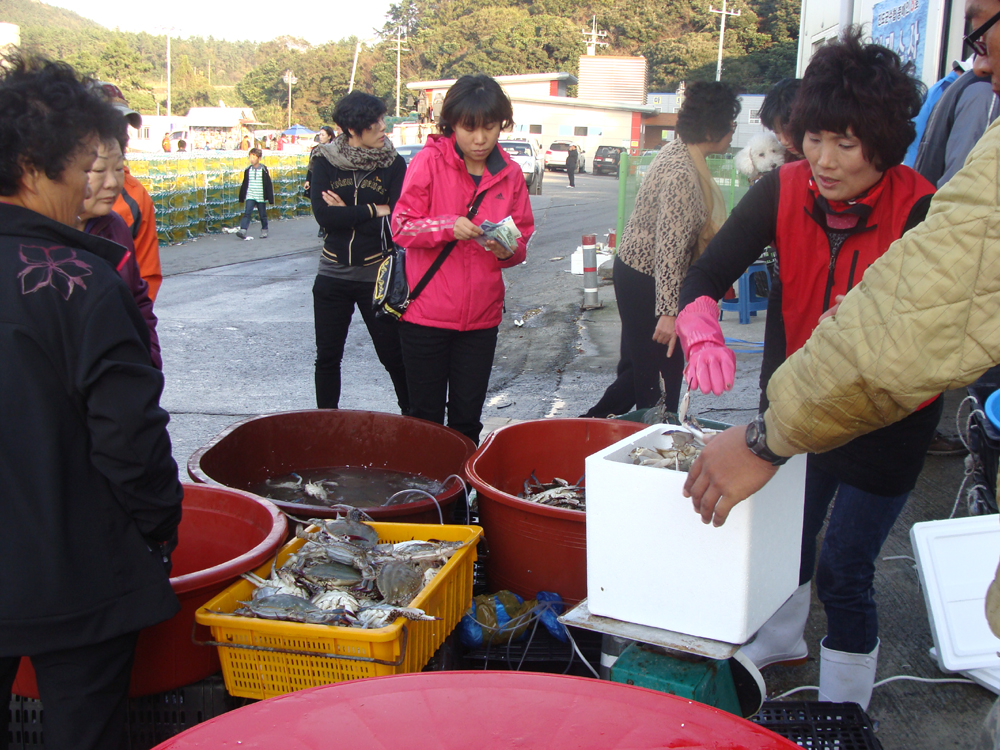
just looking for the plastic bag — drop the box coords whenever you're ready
[458,590,567,648]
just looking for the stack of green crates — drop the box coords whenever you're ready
[126,152,310,244]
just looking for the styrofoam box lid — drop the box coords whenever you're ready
[929,646,1000,696]
[910,515,1000,671]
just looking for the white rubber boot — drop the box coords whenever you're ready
[818,637,880,711]
[740,582,811,669]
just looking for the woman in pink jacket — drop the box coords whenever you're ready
[391,74,534,444]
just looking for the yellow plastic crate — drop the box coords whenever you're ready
[195,522,481,700]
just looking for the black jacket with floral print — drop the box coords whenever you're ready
[0,202,182,655]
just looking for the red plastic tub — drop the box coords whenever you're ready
[464,418,645,604]
[152,672,801,749]
[13,483,287,698]
[188,410,476,523]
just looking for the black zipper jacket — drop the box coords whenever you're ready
[310,154,406,267]
[0,202,182,655]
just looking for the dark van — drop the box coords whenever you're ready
[592,145,626,176]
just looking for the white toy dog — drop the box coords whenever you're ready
[734,132,789,183]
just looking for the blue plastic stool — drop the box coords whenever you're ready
[719,263,771,324]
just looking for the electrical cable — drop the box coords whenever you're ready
[442,473,471,525]
[771,674,977,701]
[386,488,443,524]
[565,628,600,678]
[873,675,976,688]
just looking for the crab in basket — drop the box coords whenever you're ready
[232,505,469,628]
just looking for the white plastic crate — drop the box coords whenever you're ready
[585,424,807,645]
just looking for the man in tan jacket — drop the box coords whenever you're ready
[683,0,1000,721]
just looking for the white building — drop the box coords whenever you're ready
[797,0,967,86]
[406,72,658,160]
[0,22,19,52]
[646,93,768,150]
[127,115,187,153]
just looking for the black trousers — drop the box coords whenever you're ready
[0,631,138,750]
[567,163,576,186]
[239,199,269,230]
[584,256,684,417]
[398,322,498,445]
[312,274,409,413]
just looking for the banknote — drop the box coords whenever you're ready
[476,215,522,252]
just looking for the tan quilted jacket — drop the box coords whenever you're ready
[759,119,1000,636]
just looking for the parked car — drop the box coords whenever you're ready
[544,140,586,173]
[592,145,626,177]
[396,144,424,166]
[500,138,544,195]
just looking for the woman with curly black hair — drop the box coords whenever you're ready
[583,81,739,418]
[0,56,182,747]
[676,28,935,709]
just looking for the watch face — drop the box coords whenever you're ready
[746,418,760,445]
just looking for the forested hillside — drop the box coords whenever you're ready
[1,0,798,127]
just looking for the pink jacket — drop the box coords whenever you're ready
[391,133,533,331]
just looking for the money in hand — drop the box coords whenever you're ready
[476,216,522,253]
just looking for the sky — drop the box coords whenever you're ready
[42,0,397,46]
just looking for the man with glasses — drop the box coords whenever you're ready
[680,7,1000,733]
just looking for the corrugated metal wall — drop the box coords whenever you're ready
[578,57,648,104]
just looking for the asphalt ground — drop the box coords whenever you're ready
[155,169,993,748]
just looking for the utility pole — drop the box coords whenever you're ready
[581,15,608,56]
[166,33,171,119]
[391,29,410,117]
[282,69,297,129]
[709,0,741,81]
[349,41,362,93]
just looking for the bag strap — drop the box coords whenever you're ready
[410,190,489,301]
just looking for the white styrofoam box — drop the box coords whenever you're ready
[570,247,613,275]
[585,424,807,645]
[911,515,1000,671]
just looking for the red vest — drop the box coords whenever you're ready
[774,159,935,356]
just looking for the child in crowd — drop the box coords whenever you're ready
[237,147,274,239]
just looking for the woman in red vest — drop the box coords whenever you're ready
[675,27,937,710]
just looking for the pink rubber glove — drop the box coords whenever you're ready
[675,295,736,396]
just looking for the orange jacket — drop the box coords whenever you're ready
[113,167,163,300]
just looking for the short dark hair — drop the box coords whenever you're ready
[438,74,514,137]
[249,147,262,158]
[758,78,801,131]
[788,26,923,171]
[675,81,741,145]
[333,92,387,138]
[0,54,121,196]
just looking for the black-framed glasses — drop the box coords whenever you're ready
[965,7,1000,57]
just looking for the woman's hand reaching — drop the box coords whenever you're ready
[653,315,677,356]
[453,217,484,241]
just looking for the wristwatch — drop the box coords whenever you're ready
[745,413,789,466]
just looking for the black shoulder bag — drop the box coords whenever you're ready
[373,190,488,320]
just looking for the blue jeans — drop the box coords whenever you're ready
[240,199,268,230]
[800,460,909,654]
